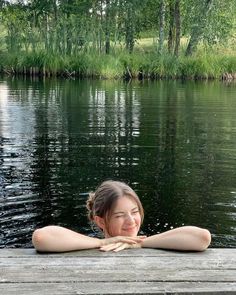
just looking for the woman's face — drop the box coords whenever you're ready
[105,196,142,237]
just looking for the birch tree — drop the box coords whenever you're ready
[185,0,214,56]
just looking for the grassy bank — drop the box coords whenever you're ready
[0,50,236,80]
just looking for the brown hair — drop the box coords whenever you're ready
[86,180,144,234]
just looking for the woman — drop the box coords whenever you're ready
[32,180,211,252]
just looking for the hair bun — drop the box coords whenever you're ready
[86,192,95,220]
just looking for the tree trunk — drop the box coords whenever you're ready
[98,1,103,54]
[125,3,134,53]
[185,0,213,56]
[52,0,58,54]
[66,13,72,55]
[168,0,175,53]
[105,0,110,54]
[174,0,180,56]
[185,27,201,56]
[158,0,165,54]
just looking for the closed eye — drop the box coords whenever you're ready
[113,212,125,217]
[132,210,139,214]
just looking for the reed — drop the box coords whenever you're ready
[1,49,236,80]
[148,53,180,78]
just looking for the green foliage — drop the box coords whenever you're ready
[0,0,236,78]
[149,53,180,78]
[2,46,235,80]
[183,0,236,55]
[180,53,236,79]
[1,0,234,56]
[203,1,236,45]
[219,55,236,73]
[99,55,124,79]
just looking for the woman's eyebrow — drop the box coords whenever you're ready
[112,207,139,215]
[131,206,139,211]
[112,211,125,215]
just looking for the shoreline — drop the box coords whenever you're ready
[1,69,236,81]
[1,52,236,81]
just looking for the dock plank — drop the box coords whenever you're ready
[0,248,234,257]
[1,282,236,295]
[1,257,235,269]
[0,248,236,294]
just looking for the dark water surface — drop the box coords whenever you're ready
[0,77,236,248]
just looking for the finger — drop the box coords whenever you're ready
[119,238,137,244]
[131,243,141,249]
[117,236,144,243]
[100,244,115,251]
[113,243,127,252]
[100,243,122,252]
[119,237,145,244]
[102,242,127,252]
[137,235,147,239]
[113,242,141,252]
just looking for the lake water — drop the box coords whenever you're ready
[0,77,236,248]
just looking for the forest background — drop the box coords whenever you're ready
[0,0,236,79]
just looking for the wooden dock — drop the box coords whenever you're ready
[0,248,236,294]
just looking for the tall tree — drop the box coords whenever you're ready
[185,0,213,56]
[167,0,181,56]
[0,0,235,58]
[124,1,135,53]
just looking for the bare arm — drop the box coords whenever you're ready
[32,226,101,252]
[141,226,211,251]
[32,226,145,252]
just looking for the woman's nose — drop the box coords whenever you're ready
[125,213,135,223]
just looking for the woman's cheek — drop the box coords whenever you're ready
[110,219,123,235]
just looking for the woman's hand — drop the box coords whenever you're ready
[99,235,146,252]
[100,241,142,252]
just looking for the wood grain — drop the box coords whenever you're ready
[0,248,235,294]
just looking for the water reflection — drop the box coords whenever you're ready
[0,78,236,247]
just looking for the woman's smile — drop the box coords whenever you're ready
[122,226,138,234]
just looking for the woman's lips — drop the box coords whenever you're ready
[123,226,137,231]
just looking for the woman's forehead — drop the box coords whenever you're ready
[112,196,138,211]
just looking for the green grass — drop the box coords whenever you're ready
[0,46,236,80]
